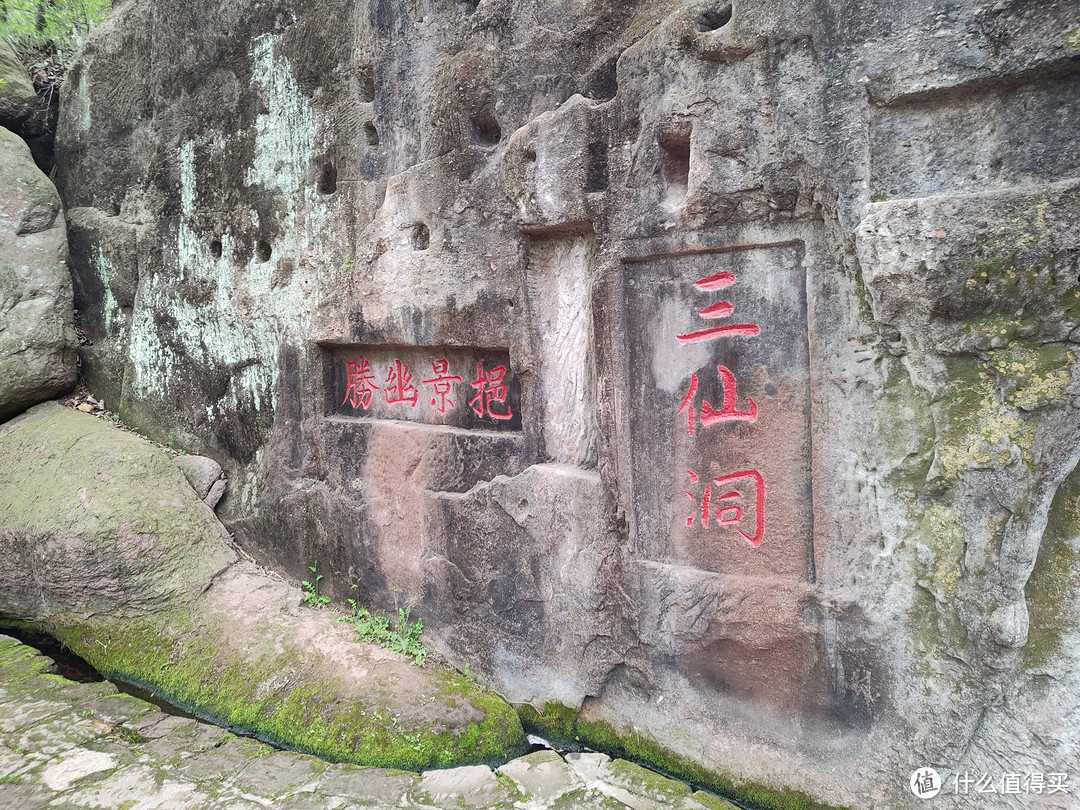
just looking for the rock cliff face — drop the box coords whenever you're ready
[54,1,1080,806]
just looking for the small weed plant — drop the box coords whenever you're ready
[302,569,428,666]
[301,564,330,608]
[342,582,427,666]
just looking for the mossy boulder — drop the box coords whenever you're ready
[0,40,44,136]
[0,404,526,769]
[0,403,236,619]
[0,128,76,420]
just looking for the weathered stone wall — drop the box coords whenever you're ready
[55,0,1080,806]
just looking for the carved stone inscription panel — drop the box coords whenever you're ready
[324,345,523,433]
[625,243,813,580]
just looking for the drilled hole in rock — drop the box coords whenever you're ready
[698,4,732,31]
[210,239,223,259]
[586,57,619,102]
[463,0,480,13]
[358,64,375,103]
[412,223,431,251]
[470,113,502,146]
[524,147,537,163]
[318,163,337,195]
[255,240,273,263]
[364,121,379,146]
[660,132,691,188]
[586,141,609,192]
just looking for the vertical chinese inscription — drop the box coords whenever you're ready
[625,243,813,580]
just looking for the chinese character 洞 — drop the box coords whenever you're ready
[469,363,513,421]
[677,365,757,436]
[421,359,463,415]
[342,356,379,410]
[683,469,765,548]
[384,359,419,408]
[677,270,760,344]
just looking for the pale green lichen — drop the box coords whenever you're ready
[91,245,125,338]
[127,35,325,425]
[917,504,964,601]
[246,34,315,191]
[990,344,1075,412]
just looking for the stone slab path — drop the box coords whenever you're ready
[0,634,739,810]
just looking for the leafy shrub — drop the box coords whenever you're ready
[1,0,112,92]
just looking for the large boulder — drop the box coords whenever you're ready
[0,39,45,137]
[53,0,1080,806]
[0,403,237,619]
[0,125,76,419]
[0,403,526,769]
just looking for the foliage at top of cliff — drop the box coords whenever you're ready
[1,0,110,93]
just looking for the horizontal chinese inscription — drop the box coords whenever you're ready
[324,345,522,432]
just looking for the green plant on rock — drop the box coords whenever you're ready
[301,564,330,608]
[342,582,427,665]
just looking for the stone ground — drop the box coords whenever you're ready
[0,634,738,810]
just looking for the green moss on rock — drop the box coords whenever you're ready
[1024,467,1080,669]
[38,610,523,772]
[518,703,849,810]
[916,505,965,601]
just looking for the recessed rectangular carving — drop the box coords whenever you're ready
[623,242,813,580]
[870,70,1080,199]
[324,345,522,433]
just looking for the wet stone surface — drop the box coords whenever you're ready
[0,635,738,809]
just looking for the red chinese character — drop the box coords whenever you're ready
[683,469,765,548]
[384,359,419,407]
[421,359,463,414]
[469,363,513,421]
[677,270,760,344]
[341,356,379,410]
[677,365,757,436]
[714,470,765,548]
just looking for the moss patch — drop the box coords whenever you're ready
[915,505,965,601]
[936,357,1030,483]
[34,611,523,771]
[1023,466,1080,669]
[518,703,849,810]
[605,758,690,802]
